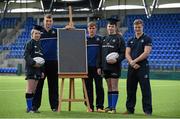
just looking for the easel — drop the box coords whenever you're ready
[58,75,90,112]
[57,6,90,112]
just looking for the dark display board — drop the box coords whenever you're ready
[57,29,87,78]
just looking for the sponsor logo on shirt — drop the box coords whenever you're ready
[35,51,43,56]
[102,44,114,48]
[141,39,144,43]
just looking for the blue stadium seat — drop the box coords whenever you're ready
[0,67,17,73]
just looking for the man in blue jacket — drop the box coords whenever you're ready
[85,22,104,112]
[32,14,59,112]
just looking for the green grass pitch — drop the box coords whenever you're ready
[0,75,180,118]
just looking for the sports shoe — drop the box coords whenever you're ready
[87,108,94,112]
[123,110,134,115]
[104,107,111,113]
[52,108,58,112]
[33,110,40,113]
[144,112,152,116]
[26,108,35,113]
[96,108,105,113]
[32,107,40,113]
[107,109,116,114]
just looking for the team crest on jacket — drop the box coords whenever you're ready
[141,39,144,43]
[112,39,116,42]
[52,30,56,34]
[144,74,148,78]
[96,37,100,41]
[130,41,133,44]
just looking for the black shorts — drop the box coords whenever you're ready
[103,70,120,79]
[25,74,41,80]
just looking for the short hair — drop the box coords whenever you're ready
[44,14,52,19]
[133,19,144,26]
[88,22,96,27]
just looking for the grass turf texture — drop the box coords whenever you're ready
[0,76,180,118]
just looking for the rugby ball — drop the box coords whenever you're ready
[106,52,119,61]
[33,57,45,66]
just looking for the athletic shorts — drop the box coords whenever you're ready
[103,70,120,79]
[25,74,41,80]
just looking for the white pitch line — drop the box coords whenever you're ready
[0,87,82,92]
[0,88,48,92]
[0,84,179,92]
[152,84,180,87]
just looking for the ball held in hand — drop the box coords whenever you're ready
[33,57,45,66]
[106,52,119,61]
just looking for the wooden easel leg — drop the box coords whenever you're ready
[72,79,75,99]
[68,78,74,111]
[58,78,65,112]
[82,78,90,111]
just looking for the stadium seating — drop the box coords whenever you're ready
[123,13,180,71]
[0,67,17,73]
[0,17,20,29]
[1,14,180,72]
[6,17,36,59]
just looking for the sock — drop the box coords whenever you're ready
[108,92,112,108]
[25,93,33,111]
[111,91,119,109]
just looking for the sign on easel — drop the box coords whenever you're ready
[57,28,90,112]
[57,28,88,78]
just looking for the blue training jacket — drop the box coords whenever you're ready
[87,35,102,67]
[40,27,57,61]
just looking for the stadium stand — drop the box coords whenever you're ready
[0,17,19,29]
[0,14,179,74]
[0,17,35,74]
[122,13,180,71]
[6,17,36,59]
[0,67,17,73]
